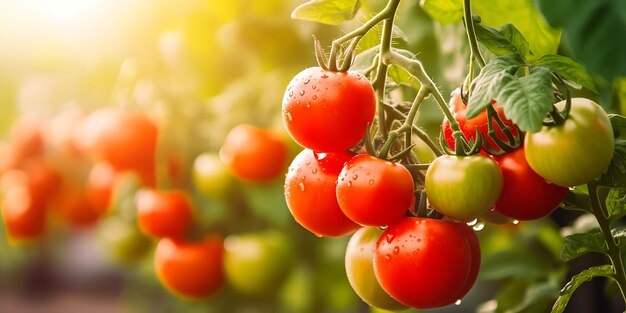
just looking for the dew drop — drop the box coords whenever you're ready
[455,299,462,306]
[513,219,520,225]
[303,78,310,84]
[416,238,421,242]
[306,102,311,108]
[568,186,576,190]
[472,223,485,231]
[312,85,317,89]
[305,160,311,165]
[298,182,305,192]
[296,168,301,173]
[385,233,395,243]
[296,100,300,105]
[466,218,478,226]
[352,174,358,180]
[392,246,400,254]
[285,112,293,122]
[368,179,374,185]
[299,90,305,96]
[312,168,318,174]
[347,181,352,187]
[384,254,391,261]
[289,91,293,97]
[312,95,318,100]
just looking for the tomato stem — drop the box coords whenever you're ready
[588,183,626,302]
[378,87,428,158]
[463,0,486,68]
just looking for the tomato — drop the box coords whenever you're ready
[18,157,62,203]
[493,147,568,220]
[0,143,19,175]
[442,88,518,153]
[97,215,152,265]
[193,152,235,199]
[345,227,406,310]
[282,67,376,152]
[336,154,414,227]
[1,181,46,243]
[51,186,104,228]
[374,217,478,309]
[76,108,158,172]
[10,116,45,160]
[136,189,193,239]
[425,154,503,221]
[284,149,359,237]
[154,235,225,299]
[525,98,614,187]
[220,124,288,182]
[224,230,294,297]
[86,162,118,214]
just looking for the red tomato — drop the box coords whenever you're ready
[19,157,62,203]
[220,124,288,182]
[336,154,414,227]
[442,88,518,153]
[284,149,359,237]
[136,189,194,239]
[10,116,45,160]
[1,173,47,242]
[155,236,225,299]
[374,217,478,309]
[493,147,568,220]
[76,108,158,172]
[51,186,104,228]
[282,67,376,152]
[86,162,118,214]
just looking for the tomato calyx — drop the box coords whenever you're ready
[313,36,360,72]
[542,72,572,127]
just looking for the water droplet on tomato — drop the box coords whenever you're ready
[392,246,399,254]
[384,254,391,261]
[289,91,293,97]
[569,186,576,190]
[296,168,301,173]
[455,299,462,306]
[306,102,311,108]
[347,181,352,187]
[416,238,421,242]
[368,179,374,185]
[385,233,394,243]
[303,78,310,84]
[298,182,305,192]
[299,90,305,96]
[285,112,293,122]
[312,85,317,89]
[513,219,520,225]
[352,174,358,180]
[472,223,485,231]
[312,168,317,174]
[312,95,317,100]
[466,218,478,226]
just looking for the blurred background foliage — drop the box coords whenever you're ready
[0,0,624,312]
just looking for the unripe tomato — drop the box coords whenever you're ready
[136,189,193,239]
[282,67,376,152]
[224,230,294,297]
[154,236,225,299]
[493,147,568,220]
[97,215,152,265]
[374,217,479,309]
[425,154,503,221]
[525,98,614,187]
[220,124,288,182]
[192,152,234,199]
[284,149,360,237]
[336,154,414,227]
[345,227,406,310]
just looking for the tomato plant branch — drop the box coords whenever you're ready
[382,104,443,157]
[588,183,626,301]
[463,0,485,68]
[378,87,429,158]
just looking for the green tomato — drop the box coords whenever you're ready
[525,98,614,187]
[425,155,503,222]
[192,152,235,199]
[345,227,406,311]
[97,215,152,265]
[224,230,294,297]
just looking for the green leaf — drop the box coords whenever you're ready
[606,188,626,222]
[512,276,562,313]
[467,55,523,117]
[560,229,608,262]
[419,0,463,24]
[534,55,598,93]
[551,265,615,313]
[561,188,592,213]
[600,139,626,188]
[474,22,530,58]
[291,0,361,25]
[492,66,554,133]
[536,0,626,84]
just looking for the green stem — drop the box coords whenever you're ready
[382,105,443,157]
[588,183,626,301]
[463,0,485,68]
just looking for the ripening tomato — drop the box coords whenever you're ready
[1,172,47,242]
[525,98,614,187]
[336,154,414,227]
[136,189,193,239]
[51,186,105,228]
[193,152,235,199]
[10,116,45,160]
[18,157,62,203]
[220,124,288,182]
[282,67,376,152]
[284,149,359,237]
[425,154,503,221]
[76,108,158,172]
[97,215,152,265]
[345,227,406,310]
[154,236,225,299]
[442,88,518,153]
[86,162,118,214]
[374,217,479,309]
[493,147,568,220]
[224,230,295,297]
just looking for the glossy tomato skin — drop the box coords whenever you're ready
[525,98,614,187]
[345,227,406,310]
[425,155,503,221]
[220,124,288,182]
[282,67,376,152]
[136,189,193,239]
[224,230,295,297]
[374,217,475,309]
[442,88,518,153]
[493,147,568,220]
[336,154,414,227]
[284,149,359,237]
[450,221,481,301]
[154,236,225,299]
